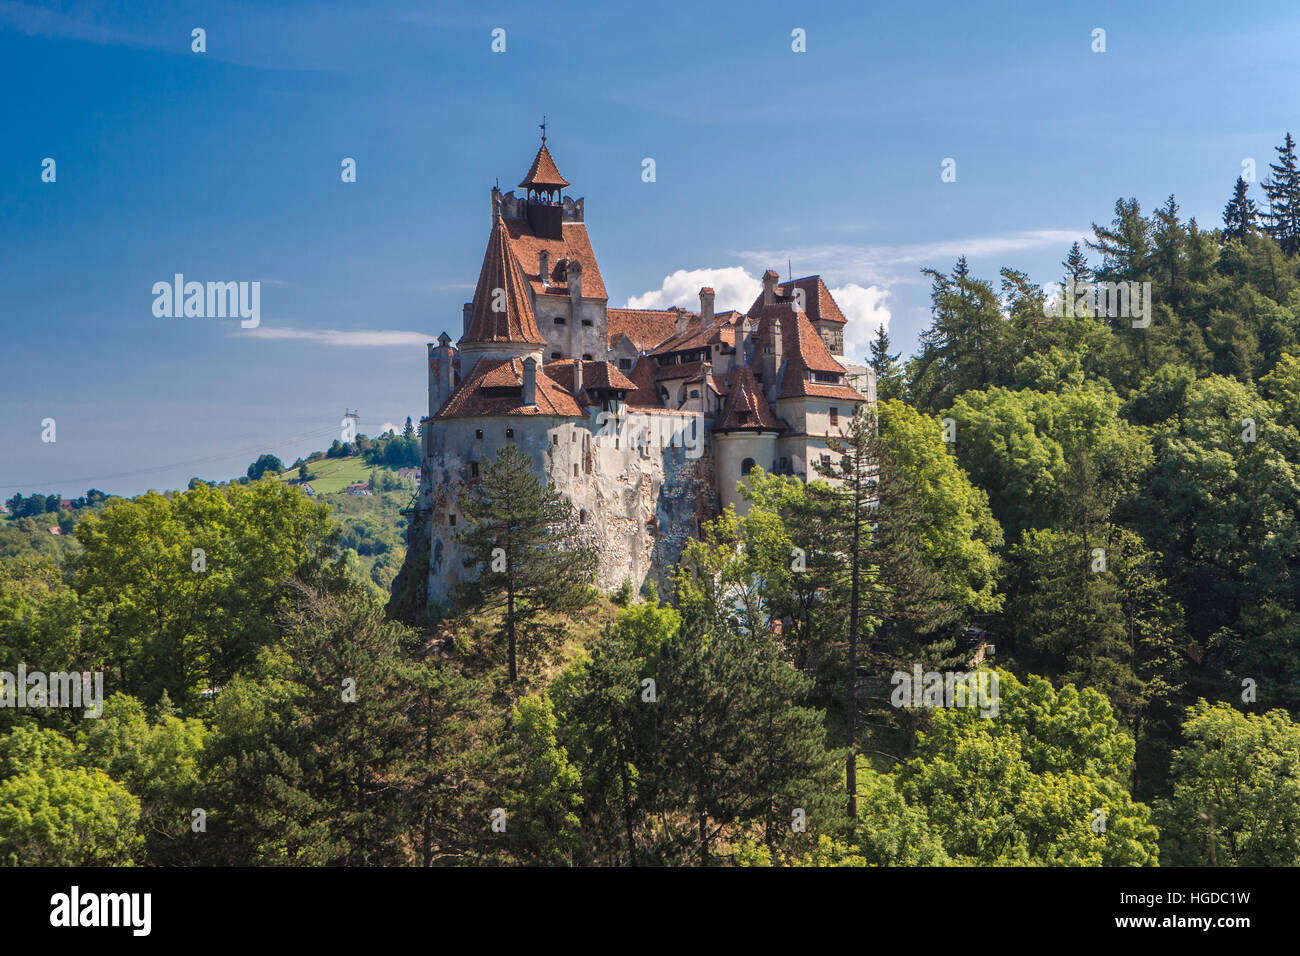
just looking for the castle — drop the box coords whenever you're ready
[406,134,876,607]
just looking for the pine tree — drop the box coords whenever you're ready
[867,324,904,402]
[1264,133,1300,255]
[1222,176,1259,241]
[456,443,596,683]
[1088,197,1152,281]
[1062,241,1094,285]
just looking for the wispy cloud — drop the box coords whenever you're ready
[735,229,1087,288]
[241,327,430,347]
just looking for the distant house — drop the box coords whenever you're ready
[300,483,315,496]
[59,500,75,511]
[345,482,372,496]
[49,526,62,535]
[396,468,420,481]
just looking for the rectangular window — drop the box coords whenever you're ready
[619,358,632,370]
[553,434,559,444]
[829,407,839,426]
[821,454,832,470]
[475,429,483,440]
[470,462,479,477]
[449,514,457,526]
[573,464,579,477]
[506,428,514,439]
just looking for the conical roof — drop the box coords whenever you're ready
[519,143,570,190]
[460,216,546,346]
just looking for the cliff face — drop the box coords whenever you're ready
[392,415,718,617]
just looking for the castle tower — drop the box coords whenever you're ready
[457,215,547,379]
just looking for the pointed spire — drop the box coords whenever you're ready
[519,143,570,191]
[460,216,546,346]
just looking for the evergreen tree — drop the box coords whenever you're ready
[456,444,596,683]
[1222,176,1260,241]
[1062,241,1094,285]
[867,324,904,402]
[1264,132,1300,255]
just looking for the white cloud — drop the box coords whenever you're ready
[829,283,892,361]
[625,267,761,313]
[241,327,431,347]
[626,267,892,363]
[735,229,1087,288]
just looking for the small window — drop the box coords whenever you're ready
[689,389,700,398]
[736,411,749,425]
[475,429,483,440]
[821,453,832,470]
[573,464,579,477]
[618,358,632,370]
[553,434,559,444]
[582,353,593,361]
[579,508,587,523]
[741,458,756,475]
[470,462,479,477]
[554,317,566,325]
[449,514,457,526]
[506,428,514,440]
[571,430,577,441]
[551,351,562,360]
[582,319,593,327]
[829,406,839,426]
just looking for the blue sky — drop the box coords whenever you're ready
[3,0,1299,498]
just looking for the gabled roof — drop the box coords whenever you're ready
[435,357,584,419]
[504,217,608,300]
[715,365,784,432]
[519,143,570,190]
[748,302,846,374]
[623,357,667,409]
[777,358,867,401]
[461,217,547,346]
[607,308,687,352]
[543,359,636,394]
[746,275,847,324]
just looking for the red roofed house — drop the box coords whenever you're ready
[404,129,876,608]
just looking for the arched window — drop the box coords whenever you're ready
[741,458,756,475]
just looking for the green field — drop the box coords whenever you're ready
[277,456,375,495]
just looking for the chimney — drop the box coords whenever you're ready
[762,269,780,306]
[522,356,537,407]
[462,302,473,337]
[436,332,453,408]
[675,308,688,337]
[699,287,715,324]
[491,185,501,219]
[567,258,583,300]
[573,358,584,397]
[539,250,550,286]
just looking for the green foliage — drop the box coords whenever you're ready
[1156,702,1300,866]
[895,671,1159,866]
[455,444,596,683]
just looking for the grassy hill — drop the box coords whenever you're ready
[277,456,376,495]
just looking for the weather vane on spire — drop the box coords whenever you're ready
[539,115,547,144]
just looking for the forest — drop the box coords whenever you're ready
[6,138,1300,866]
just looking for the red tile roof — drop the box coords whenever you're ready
[504,218,608,300]
[715,365,784,432]
[543,359,637,394]
[435,357,584,419]
[607,308,687,352]
[461,217,547,347]
[777,360,867,401]
[519,143,570,190]
[746,275,846,324]
[749,303,845,374]
[624,357,667,408]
